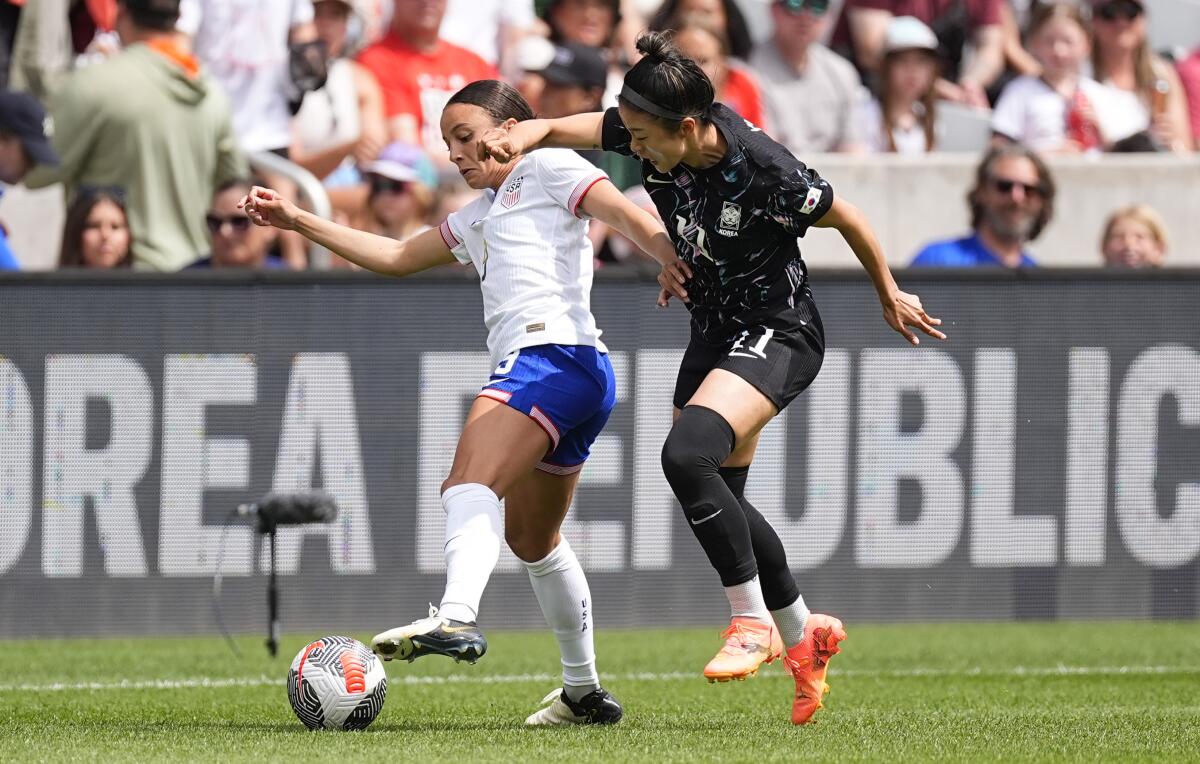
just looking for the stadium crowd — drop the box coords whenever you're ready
[0,0,1195,271]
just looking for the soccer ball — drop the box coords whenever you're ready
[287,636,388,730]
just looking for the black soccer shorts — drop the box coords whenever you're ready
[672,296,826,412]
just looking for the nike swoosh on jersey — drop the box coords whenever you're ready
[689,509,723,525]
[645,175,675,184]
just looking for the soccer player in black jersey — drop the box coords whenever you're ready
[482,31,946,725]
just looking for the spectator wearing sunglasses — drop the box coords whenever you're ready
[750,0,866,154]
[189,178,286,269]
[1089,0,1192,152]
[23,0,247,271]
[362,142,437,243]
[911,145,1054,267]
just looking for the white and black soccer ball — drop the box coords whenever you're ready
[287,636,388,730]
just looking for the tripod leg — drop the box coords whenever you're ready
[267,529,279,657]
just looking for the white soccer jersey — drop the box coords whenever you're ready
[438,149,610,364]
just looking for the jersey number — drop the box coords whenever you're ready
[675,215,712,262]
[728,328,775,360]
[494,350,520,376]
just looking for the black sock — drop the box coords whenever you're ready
[661,406,756,586]
[718,466,801,611]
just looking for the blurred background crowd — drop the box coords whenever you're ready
[0,0,1196,273]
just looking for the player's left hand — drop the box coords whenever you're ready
[882,290,946,345]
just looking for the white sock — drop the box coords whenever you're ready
[725,575,772,622]
[438,483,501,623]
[523,538,599,702]
[771,595,810,648]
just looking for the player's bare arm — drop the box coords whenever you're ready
[480,113,606,162]
[814,196,947,346]
[577,179,692,306]
[240,186,455,277]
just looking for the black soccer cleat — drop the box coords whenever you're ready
[370,607,488,664]
[524,686,624,726]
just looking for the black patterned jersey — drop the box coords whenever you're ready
[602,103,835,342]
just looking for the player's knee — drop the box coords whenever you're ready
[441,474,504,500]
[440,476,465,497]
[505,526,556,563]
[660,406,736,489]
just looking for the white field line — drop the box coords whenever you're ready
[1,665,1198,694]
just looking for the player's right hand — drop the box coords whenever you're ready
[479,127,522,163]
[239,186,302,231]
[656,258,691,307]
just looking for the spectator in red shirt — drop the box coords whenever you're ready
[836,0,1004,107]
[672,16,769,130]
[1179,47,1200,146]
[356,0,495,154]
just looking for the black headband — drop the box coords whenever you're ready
[618,85,687,122]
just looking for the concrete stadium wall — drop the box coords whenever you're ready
[799,154,1200,268]
[2,154,1197,270]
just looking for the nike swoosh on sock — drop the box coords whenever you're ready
[689,509,723,525]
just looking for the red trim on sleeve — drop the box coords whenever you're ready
[438,219,460,250]
[570,175,607,218]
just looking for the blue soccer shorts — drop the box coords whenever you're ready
[477,344,616,474]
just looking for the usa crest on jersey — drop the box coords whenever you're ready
[501,175,525,208]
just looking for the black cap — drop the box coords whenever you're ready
[0,90,59,167]
[538,43,608,90]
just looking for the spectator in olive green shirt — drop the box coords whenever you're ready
[24,0,246,271]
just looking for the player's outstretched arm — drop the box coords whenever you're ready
[814,196,947,346]
[578,179,692,306]
[480,113,606,162]
[240,186,455,277]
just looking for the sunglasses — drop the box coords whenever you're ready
[206,214,252,234]
[370,177,411,195]
[1095,1,1142,22]
[989,177,1044,198]
[777,0,830,17]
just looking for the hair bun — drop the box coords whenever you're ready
[635,31,678,65]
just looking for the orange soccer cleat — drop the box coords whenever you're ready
[783,613,847,724]
[703,616,784,682]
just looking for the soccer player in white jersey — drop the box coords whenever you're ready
[240,80,687,726]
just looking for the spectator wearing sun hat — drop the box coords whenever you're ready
[834,0,1004,108]
[857,15,942,154]
[361,142,438,244]
[0,89,60,270]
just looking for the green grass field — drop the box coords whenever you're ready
[2,622,1198,763]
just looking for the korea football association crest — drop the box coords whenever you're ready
[500,176,524,208]
[718,201,742,237]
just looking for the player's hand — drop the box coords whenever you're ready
[1150,113,1179,151]
[479,126,523,163]
[656,257,691,307]
[882,289,946,345]
[957,79,990,109]
[239,186,303,231]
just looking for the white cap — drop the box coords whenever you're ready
[885,16,939,54]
